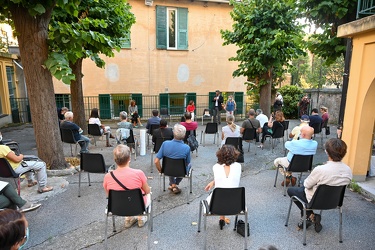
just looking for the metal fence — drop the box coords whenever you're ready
[11,94,256,124]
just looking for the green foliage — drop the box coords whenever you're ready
[349,180,362,193]
[298,0,357,64]
[45,52,75,84]
[278,85,303,118]
[48,0,135,84]
[221,0,305,87]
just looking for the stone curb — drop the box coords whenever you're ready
[46,166,79,177]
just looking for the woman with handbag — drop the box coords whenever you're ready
[259,111,285,149]
[204,145,242,230]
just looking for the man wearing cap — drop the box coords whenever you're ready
[289,115,310,140]
[212,90,224,124]
[274,126,317,187]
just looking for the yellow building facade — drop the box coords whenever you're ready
[338,15,375,181]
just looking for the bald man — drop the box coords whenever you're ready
[274,126,317,187]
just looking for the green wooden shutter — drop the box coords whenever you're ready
[234,92,244,115]
[156,6,167,49]
[99,94,111,119]
[186,93,196,110]
[159,93,169,111]
[209,92,216,111]
[132,93,143,117]
[177,8,188,50]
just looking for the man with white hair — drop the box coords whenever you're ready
[154,124,191,194]
[60,111,90,154]
[255,109,268,128]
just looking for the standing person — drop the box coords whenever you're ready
[212,90,224,124]
[273,92,283,112]
[128,100,143,128]
[186,100,196,121]
[0,181,41,212]
[0,144,53,193]
[204,145,242,229]
[255,109,269,128]
[103,145,151,228]
[61,111,90,154]
[0,209,30,249]
[287,138,352,231]
[298,94,310,117]
[89,108,114,147]
[154,124,191,194]
[221,115,241,147]
[320,106,329,128]
[224,95,236,118]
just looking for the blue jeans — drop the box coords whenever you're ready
[79,135,90,153]
[169,163,192,186]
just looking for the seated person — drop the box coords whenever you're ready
[0,144,53,193]
[309,108,323,129]
[241,109,261,142]
[103,145,151,228]
[289,115,310,140]
[259,111,285,149]
[57,107,69,123]
[154,124,191,194]
[60,111,90,154]
[255,109,268,128]
[221,115,240,147]
[274,126,317,187]
[152,119,173,144]
[0,209,29,249]
[204,145,241,229]
[146,110,161,134]
[0,181,41,212]
[128,100,143,127]
[287,138,352,231]
[116,111,133,144]
[180,112,198,131]
[89,108,114,147]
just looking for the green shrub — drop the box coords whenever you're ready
[278,85,303,119]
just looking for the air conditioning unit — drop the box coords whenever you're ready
[145,0,153,6]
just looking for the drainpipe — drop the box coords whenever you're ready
[338,38,352,126]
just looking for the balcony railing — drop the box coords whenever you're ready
[357,0,375,19]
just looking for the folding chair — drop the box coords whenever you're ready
[78,153,108,197]
[0,158,34,195]
[160,157,193,204]
[88,124,103,146]
[264,125,285,153]
[104,189,153,249]
[198,187,248,250]
[225,137,244,164]
[200,122,219,147]
[60,128,84,156]
[201,108,213,125]
[242,128,257,153]
[285,185,347,246]
[274,154,314,196]
[150,137,171,173]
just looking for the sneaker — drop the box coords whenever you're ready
[297,216,313,229]
[19,202,42,213]
[138,216,148,227]
[281,178,290,187]
[290,176,297,186]
[124,217,137,228]
[313,214,323,233]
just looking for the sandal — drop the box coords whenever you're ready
[28,181,38,187]
[168,186,173,191]
[224,218,230,224]
[38,186,54,193]
[172,187,181,194]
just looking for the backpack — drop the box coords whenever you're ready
[187,131,199,152]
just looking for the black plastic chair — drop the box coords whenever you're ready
[242,128,257,153]
[310,122,323,145]
[126,130,138,161]
[200,122,219,147]
[60,128,84,156]
[0,158,34,195]
[147,124,160,148]
[150,137,171,173]
[201,108,213,125]
[3,140,21,155]
[78,153,108,197]
[104,189,153,249]
[283,120,290,141]
[198,187,248,250]
[285,185,347,246]
[225,137,244,163]
[264,124,285,153]
[88,124,103,146]
[160,157,193,204]
[274,154,314,196]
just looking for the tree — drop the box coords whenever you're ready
[278,85,303,119]
[221,0,305,117]
[0,1,79,169]
[298,0,357,65]
[47,0,135,133]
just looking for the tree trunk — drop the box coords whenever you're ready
[259,71,272,118]
[10,6,67,169]
[70,59,86,134]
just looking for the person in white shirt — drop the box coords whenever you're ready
[287,138,352,232]
[89,108,114,147]
[255,109,268,129]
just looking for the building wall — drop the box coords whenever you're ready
[338,15,375,181]
[53,0,247,96]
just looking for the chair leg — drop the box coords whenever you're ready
[104,214,109,249]
[203,133,206,147]
[70,145,73,157]
[150,152,154,173]
[112,215,116,232]
[274,166,280,187]
[88,172,91,186]
[163,175,166,192]
[244,212,248,250]
[200,131,203,144]
[78,171,81,197]
[285,198,293,226]
[303,208,307,245]
[217,133,219,147]
[339,207,343,243]
[234,215,238,231]
[284,174,287,196]
[203,215,207,250]
[198,201,202,232]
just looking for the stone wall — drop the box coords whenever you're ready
[305,88,342,125]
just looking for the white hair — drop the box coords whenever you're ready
[173,124,186,140]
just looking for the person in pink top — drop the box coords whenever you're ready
[180,112,198,131]
[103,145,151,228]
[186,100,196,121]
